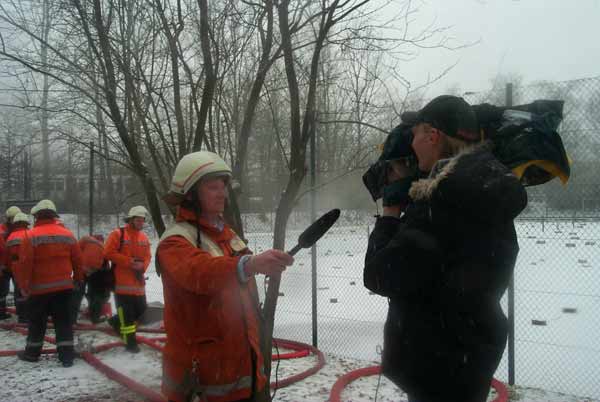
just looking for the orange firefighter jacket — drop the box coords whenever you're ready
[17,218,83,296]
[104,224,151,296]
[78,236,105,276]
[156,207,265,402]
[5,227,27,274]
[0,235,6,277]
[0,223,9,239]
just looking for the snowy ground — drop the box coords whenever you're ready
[1,315,595,402]
[1,213,599,401]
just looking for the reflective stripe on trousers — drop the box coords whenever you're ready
[30,280,73,291]
[163,371,253,398]
[56,341,74,347]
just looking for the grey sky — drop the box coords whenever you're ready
[399,0,600,95]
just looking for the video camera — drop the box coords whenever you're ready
[362,99,570,204]
[362,113,418,203]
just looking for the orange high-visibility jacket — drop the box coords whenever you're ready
[104,224,151,296]
[18,218,83,296]
[5,227,27,275]
[156,207,265,402]
[78,236,105,276]
[0,223,9,239]
[0,235,6,276]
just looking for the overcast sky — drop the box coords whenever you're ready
[396,0,600,96]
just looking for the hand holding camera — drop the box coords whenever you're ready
[363,117,419,212]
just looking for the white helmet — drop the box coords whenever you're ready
[12,212,30,226]
[6,206,21,220]
[164,151,232,205]
[35,199,57,215]
[127,206,149,220]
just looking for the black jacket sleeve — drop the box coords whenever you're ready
[363,214,443,298]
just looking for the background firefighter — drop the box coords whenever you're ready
[0,205,22,320]
[156,151,294,402]
[106,206,152,353]
[71,234,111,324]
[15,199,83,368]
[5,212,31,323]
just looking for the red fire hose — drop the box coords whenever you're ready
[1,319,324,401]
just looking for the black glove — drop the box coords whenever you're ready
[135,270,145,284]
[362,161,388,202]
[382,176,415,207]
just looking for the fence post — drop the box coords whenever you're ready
[310,111,318,347]
[506,83,516,386]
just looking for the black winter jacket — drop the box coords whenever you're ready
[364,145,527,402]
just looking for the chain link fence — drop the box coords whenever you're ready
[70,76,600,399]
[244,77,600,399]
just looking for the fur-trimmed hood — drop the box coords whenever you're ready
[408,142,527,223]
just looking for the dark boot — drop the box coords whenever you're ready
[108,315,120,335]
[17,351,39,363]
[125,333,140,353]
[0,300,10,320]
[59,350,75,368]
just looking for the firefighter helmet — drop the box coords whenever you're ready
[164,151,232,205]
[35,199,57,215]
[12,212,30,226]
[127,205,149,220]
[5,206,21,220]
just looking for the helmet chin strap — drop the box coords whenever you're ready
[187,185,203,248]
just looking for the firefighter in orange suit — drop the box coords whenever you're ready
[156,151,294,402]
[71,234,111,324]
[106,206,151,353]
[5,212,30,323]
[0,205,21,320]
[16,200,82,367]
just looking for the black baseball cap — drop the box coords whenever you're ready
[416,95,481,142]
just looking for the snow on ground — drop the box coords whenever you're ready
[1,316,597,402]
[1,315,597,402]
[2,213,599,401]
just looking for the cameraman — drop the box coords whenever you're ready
[363,96,527,402]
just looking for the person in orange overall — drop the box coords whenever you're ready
[16,200,82,367]
[71,234,111,324]
[157,151,294,402]
[5,212,30,323]
[105,206,151,353]
[0,205,21,320]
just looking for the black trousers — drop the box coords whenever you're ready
[86,270,112,323]
[0,271,11,315]
[13,284,28,322]
[69,282,86,324]
[110,294,146,347]
[25,289,75,363]
[0,271,26,320]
